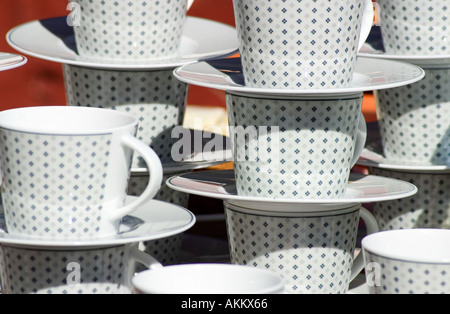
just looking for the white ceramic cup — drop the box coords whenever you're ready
[132,263,285,294]
[0,243,159,294]
[225,202,379,294]
[368,167,450,230]
[362,229,450,294]
[227,92,367,199]
[233,0,374,89]
[375,67,450,166]
[63,64,188,167]
[0,106,163,240]
[377,0,450,55]
[68,0,195,61]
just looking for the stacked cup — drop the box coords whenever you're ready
[223,0,381,294]
[63,0,195,266]
[358,0,450,231]
[0,106,166,293]
[357,0,450,294]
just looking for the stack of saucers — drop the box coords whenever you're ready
[358,0,450,231]
[7,1,238,267]
[168,0,427,294]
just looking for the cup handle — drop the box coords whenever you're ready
[109,134,163,222]
[350,112,367,168]
[350,207,379,281]
[358,0,375,51]
[130,245,164,270]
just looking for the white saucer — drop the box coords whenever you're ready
[359,44,450,68]
[0,53,27,72]
[166,170,418,210]
[357,148,450,173]
[0,197,196,249]
[173,57,425,97]
[7,17,239,70]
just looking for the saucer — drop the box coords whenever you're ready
[173,57,425,97]
[0,197,196,249]
[166,170,418,210]
[0,53,27,72]
[7,17,239,70]
[357,148,450,173]
[359,44,450,68]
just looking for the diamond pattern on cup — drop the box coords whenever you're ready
[225,207,360,294]
[70,0,188,60]
[0,130,114,239]
[233,0,366,88]
[375,68,450,165]
[377,0,450,55]
[63,65,188,166]
[227,93,363,199]
[368,167,450,230]
[0,245,134,294]
[364,250,450,294]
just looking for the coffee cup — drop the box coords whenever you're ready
[368,167,450,230]
[377,0,450,55]
[233,0,374,89]
[0,243,160,294]
[225,202,379,294]
[362,229,450,294]
[0,106,163,240]
[63,64,188,167]
[226,92,366,199]
[132,263,285,294]
[375,67,450,166]
[68,0,195,61]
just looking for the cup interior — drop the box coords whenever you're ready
[0,106,137,134]
[132,264,285,294]
[362,229,450,264]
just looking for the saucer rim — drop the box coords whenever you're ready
[7,16,239,71]
[358,50,450,68]
[166,169,419,206]
[173,57,426,96]
[0,53,27,72]
[0,197,196,249]
[357,148,450,173]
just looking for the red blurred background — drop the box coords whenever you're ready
[0,0,376,121]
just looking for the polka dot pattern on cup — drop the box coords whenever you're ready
[71,0,188,60]
[375,67,450,166]
[226,206,360,294]
[0,130,114,239]
[233,0,367,89]
[227,93,363,199]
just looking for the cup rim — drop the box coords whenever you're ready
[226,91,364,101]
[225,201,362,217]
[132,263,285,294]
[0,106,138,135]
[362,229,450,264]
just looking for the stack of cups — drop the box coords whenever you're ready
[63,0,195,266]
[0,106,165,293]
[358,0,450,294]
[218,0,383,294]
